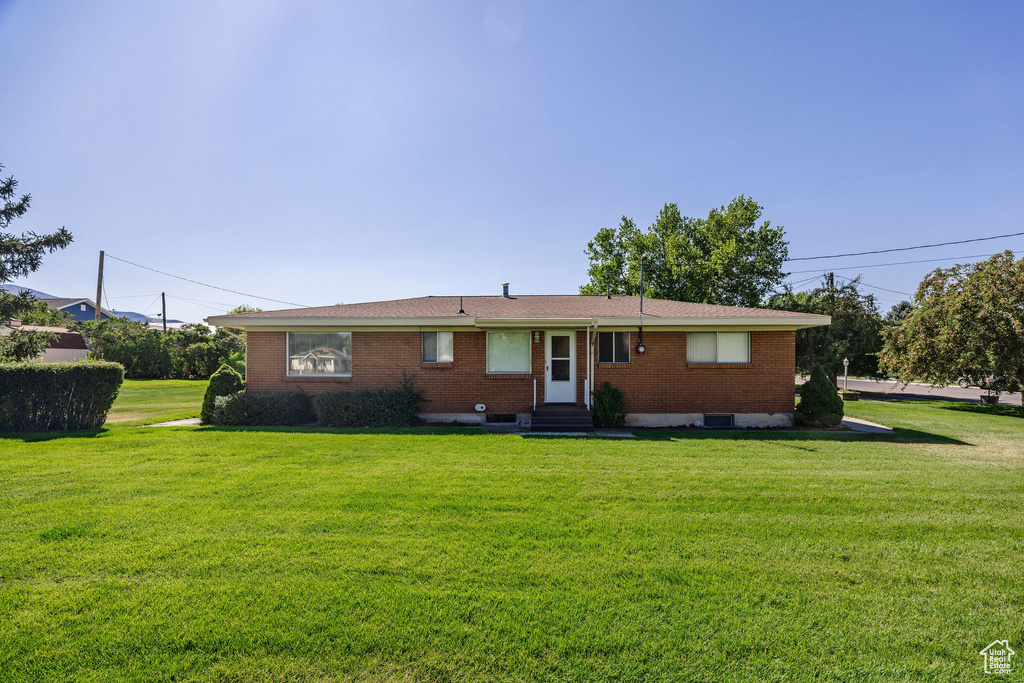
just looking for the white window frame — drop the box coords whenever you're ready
[421,331,454,364]
[486,331,532,374]
[686,331,751,364]
[286,331,353,377]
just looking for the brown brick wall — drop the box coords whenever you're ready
[246,329,794,415]
[593,330,795,414]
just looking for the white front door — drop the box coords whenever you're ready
[545,332,576,403]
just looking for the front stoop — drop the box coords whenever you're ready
[531,404,594,433]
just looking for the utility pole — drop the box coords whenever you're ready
[95,250,105,321]
[161,292,167,333]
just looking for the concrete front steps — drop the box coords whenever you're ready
[531,404,594,433]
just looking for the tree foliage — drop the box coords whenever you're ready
[767,276,884,381]
[0,164,73,362]
[880,251,1024,395]
[580,196,789,308]
[76,319,244,379]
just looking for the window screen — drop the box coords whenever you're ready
[598,332,630,363]
[287,332,352,376]
[422,331,454,363]
[686,332,718,362]
[687,332,750,363]
[487,331,531,373]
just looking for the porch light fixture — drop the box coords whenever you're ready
[533,331,540,343]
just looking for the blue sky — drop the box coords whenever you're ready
[2,1,1022,322]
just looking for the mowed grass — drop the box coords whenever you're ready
[1,402,1022,681]
[104,379,209,426]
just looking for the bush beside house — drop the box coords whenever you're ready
[201,364,245,424]
[211,392,312,426]
[795,365,844,428]
[315,383,422,428]
[593,382,627,428]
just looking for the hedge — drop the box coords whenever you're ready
[315,383,422,428]
[211,392,313,426]
[0,362,124,431]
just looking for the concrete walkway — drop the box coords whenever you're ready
[841,416,894,434]
[143,417,201,427]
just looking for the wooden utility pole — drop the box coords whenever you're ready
[95,250,105,321]
[161,292,167,333]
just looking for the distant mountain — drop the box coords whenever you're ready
[113,310,184,324]
[2,284,56,298]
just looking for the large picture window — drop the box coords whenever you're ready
[486,331,531,373]
[687,332,750,363]
[598,331,630,363]
[422,331,454,363]
[287,332,352,376]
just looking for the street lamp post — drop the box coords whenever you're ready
[843,357,850,393]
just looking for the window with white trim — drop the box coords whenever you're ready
[598,331,630,363]
[287,332,352,376]
[687,332,750,363]
[486,331,531,373]
[421,331,454,363]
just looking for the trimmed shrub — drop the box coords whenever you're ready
[315,381,423,428]
[211,392,313,426]
[201,364,245,424]
[593,381,627,428]
[0,362,124,431]
[795,364,844,428]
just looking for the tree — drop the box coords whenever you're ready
[880,251,1024,400]
[0,164,73,361]
[767,275,884,382]
[579,196,789,308]
[884,300,913,326]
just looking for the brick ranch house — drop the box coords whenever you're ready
[206,286,830,428]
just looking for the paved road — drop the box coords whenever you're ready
[798,377,1023,405]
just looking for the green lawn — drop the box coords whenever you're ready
[104,379,209,426]
[1,401,1022,681]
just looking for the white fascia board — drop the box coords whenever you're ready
[593,315,831,329]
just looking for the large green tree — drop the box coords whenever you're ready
[579,196,789,307]
[0,165,73,362]
[767,275,884,382]
[880,251,1024,399]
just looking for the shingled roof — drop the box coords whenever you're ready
[207,295,830,329]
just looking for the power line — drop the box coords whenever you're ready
[786,230,1024,262]
[105,253,309,308]
[833,273,912,297]
[788,250,1017,274]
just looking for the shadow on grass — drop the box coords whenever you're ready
[630,426,969,446]
[0,428,108,442]
[941,403,1024,419]
[192,425,493,437]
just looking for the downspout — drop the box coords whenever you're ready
[585,325,591,410]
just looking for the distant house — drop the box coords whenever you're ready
[37,297,115,322]
[0,321,89,362]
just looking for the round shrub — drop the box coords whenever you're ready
[201,364,244,424]
[795,365,844,428]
